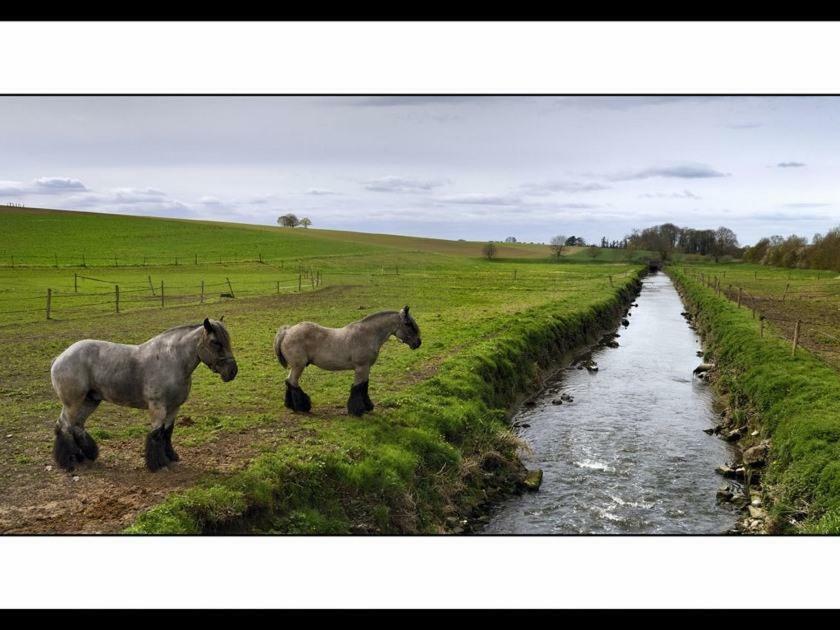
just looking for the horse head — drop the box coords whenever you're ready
[394,305,422,350]
[198,318,239,381]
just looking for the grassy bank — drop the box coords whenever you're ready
[669,266,840,533]
[128,273,643,533]
[0,206,642,533]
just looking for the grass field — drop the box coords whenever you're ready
[0,207,641,533]
[671,265,840,533]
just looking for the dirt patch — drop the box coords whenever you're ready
[0,417,307,534]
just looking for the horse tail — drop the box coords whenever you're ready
[274,326,290,367]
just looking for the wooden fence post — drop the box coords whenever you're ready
[148,275,156,296]
[760,317,765,338]
[74,273,78,293]
[115,285,120,314]
[609,275,613,287]
[792,320,801,357]
[738,287,742,307]
[46,288,52,320]
[226,277,235,298]
[275,281,280,295]
[201,280,205,304]
[54,253,58,268]
[782,283,789,302]
[161,281,165,308]
[298,273,302,292]
[195,254,198,265]
[81,253,86,267]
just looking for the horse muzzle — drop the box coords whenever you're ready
[218,359,238,382]
[410,339,422,350]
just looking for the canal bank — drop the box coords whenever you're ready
[669,267,840,534]
[482,272,740,534]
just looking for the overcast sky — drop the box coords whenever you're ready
[1,96,838,245]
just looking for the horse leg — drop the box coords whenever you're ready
[53,398,100,471]
[163,412,180,462]
[145,405,173,471]
[285,365,311,412]
[71,397,100,461]
[347,365,371,417]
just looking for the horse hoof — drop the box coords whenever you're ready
[54,428,85,471]
[145,428,171,472]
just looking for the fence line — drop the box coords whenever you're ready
[686,267,837,359]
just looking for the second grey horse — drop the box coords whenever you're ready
[274,306,421,416]
[50,318,238,472]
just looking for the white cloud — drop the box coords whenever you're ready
[364,176,449,193]
[609,164,729,181]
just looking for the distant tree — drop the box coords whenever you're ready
[550,235,567,261]
[504,236,517,243]
[277,213,300,228]
[482,241,498,260]
[300,217,312,228]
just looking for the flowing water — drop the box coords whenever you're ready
[482,272,739,534]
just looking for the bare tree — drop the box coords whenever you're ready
[277,214,300,228]
[550,235,567,260]
[482,241,498,260]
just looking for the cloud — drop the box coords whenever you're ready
[726,122,763,129]
[69,188,168,207]
[305,188,338,196]
[781,202,829,208]
[0,176,88,196]
[520,180,610,195]
[639,189,701,200]
[777,161,806,168]
[0,180,26,196]
[436,193,522,206]
[552,96,721,110]
[32,177,87,193]
[609,163,729,181]
[364,176,448,193]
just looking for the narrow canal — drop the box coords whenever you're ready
[482,272,739,534]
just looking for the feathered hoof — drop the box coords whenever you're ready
[53,427,85,472]
[362,381,374,412]
[285,380,312,412]
[347,381,368,417]
[163,424,180,462]
[71,426,99,462]
[145,427,170,472]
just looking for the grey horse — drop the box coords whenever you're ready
[50,318,238,472]
[274,305,421,416]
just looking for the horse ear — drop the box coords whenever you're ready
[402,305,410,316]
[219,315,225,322]
[203,318,214,334]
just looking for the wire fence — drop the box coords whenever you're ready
[0,271,322,327]
[0,264,639,328]
[685,267,840,360]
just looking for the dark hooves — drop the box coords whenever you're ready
[163,424,180,462]
[285,380,312,412]
[54,427,99,471]
[53,428,84,471]
[347,381,369,416]
[145,427,170,472]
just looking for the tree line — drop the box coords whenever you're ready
[743,227,840,272]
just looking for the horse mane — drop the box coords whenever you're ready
[359,310,399,324]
